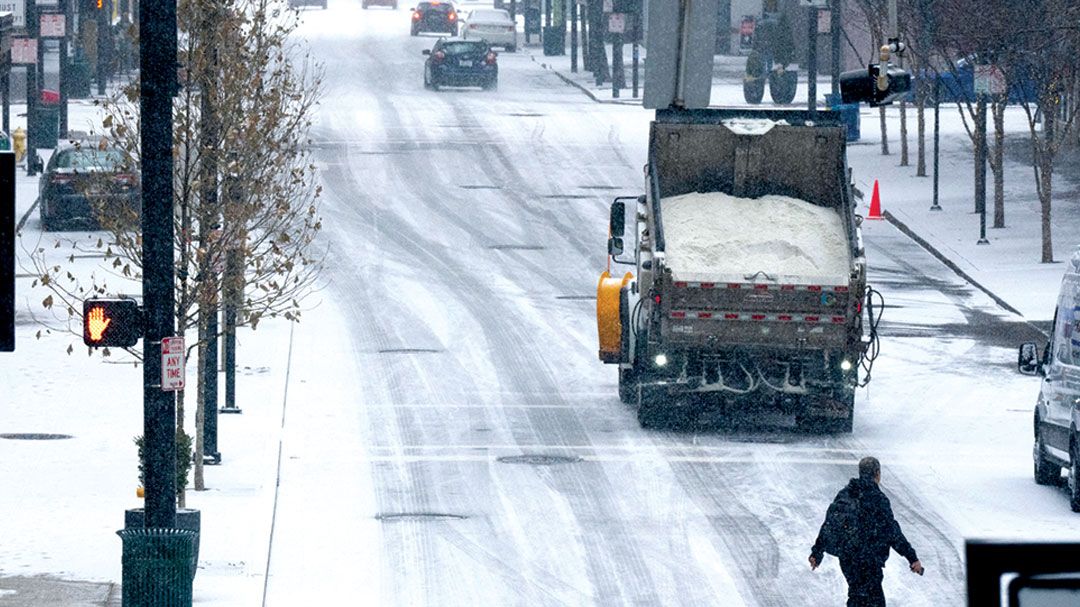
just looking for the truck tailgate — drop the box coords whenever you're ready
[660,278,858,350]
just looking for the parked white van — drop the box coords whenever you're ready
[1019,249,1080,511]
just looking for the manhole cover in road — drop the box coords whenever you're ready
[497,454,583,466]
[376,512,468,522]
[459,184,502,190]
[488,244,545,251]
[578,185,620,190]
[377,348,443,354]
[555,295,595,301]
[0,433,73,440]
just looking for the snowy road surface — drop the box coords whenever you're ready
[252,8,1077,607]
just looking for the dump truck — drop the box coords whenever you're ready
[597,108,876,431]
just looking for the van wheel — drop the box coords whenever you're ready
[1070,442,1080,512]
[1034,430,1061,485]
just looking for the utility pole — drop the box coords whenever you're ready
[58,0,70,136]
[830,0,840,99]
[25,0,38,176]
[139,0,178,530]
[198,4,221,466]
[975,91,988,244]
[570,0,577,72]
[806,4,818,116]
[96,0,109,95]
[931,77,941,211]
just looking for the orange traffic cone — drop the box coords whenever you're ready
[867,180,883,220]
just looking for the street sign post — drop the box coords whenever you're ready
[0,152,13,352]
[161,336,185,391]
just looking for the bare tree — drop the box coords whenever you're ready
[27,0,324,499]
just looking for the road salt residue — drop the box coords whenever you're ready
[661,191,851,282]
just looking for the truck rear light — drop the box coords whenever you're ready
[653,294,661,304]
[697,312,712,319]
[778,315,792,321]
[727,283,741,289]
[804,316,820,323]
[831,316,845,323]
[412,11,421,19]
[485,52,497,65]
[700,282,714,289]
[671,311,686,319]
[433,50,445,63]
[724,313,739,320]
[674,281,687,288]
[751,314,766,321]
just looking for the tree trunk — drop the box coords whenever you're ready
[899,100,909,166]
[992,100,1006,228]
[1040,160,1054,263]
[879,106,889,155]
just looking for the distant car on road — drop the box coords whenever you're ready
[362,0,396,8]
[1019,249,1080,511]
[38,142,139,231]
[460,8,516,52]
[422,39,497,91]
[288,0,327,9]
[411,1,458,36]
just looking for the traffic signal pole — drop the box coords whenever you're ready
[139,0,178,530]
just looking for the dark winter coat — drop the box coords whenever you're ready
[811,477,919,568]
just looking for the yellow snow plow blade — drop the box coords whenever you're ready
[597,270,633,363]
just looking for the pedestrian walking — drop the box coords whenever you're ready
[809,456,924,606]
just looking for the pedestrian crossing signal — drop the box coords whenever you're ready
[83,298,142,348]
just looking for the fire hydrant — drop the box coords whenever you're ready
[12,127,26,164]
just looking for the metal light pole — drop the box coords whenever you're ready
[139,0,178,530]
[807,4,817,116]
[930,78,941,211]
[975,91,989,244]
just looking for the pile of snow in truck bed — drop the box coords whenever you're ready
[661,191,851,282]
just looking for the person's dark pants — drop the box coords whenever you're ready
[839,558,886,607]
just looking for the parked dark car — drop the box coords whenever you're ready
[38,142,139,231]
[411,1,458,36]
[422,39,497,91]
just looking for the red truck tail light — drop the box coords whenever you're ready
[485,52,497,65]
[432,50,445,63]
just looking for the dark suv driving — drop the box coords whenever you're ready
[411,1,457,36]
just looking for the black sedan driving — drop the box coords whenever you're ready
[423,39,498,91]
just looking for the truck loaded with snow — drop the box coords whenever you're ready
[597,108,878,431]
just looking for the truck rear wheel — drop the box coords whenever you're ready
[637,385,665,429]
[618,368,637,405]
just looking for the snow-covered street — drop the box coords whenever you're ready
[2,3,1080,605]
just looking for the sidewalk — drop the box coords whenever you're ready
[528,41,1077,324]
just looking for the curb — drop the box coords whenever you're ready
[882,210,1024,317]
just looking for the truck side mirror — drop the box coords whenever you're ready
[609,200,626,237]
[1018,342,1043,376]
[608,236,624,257]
